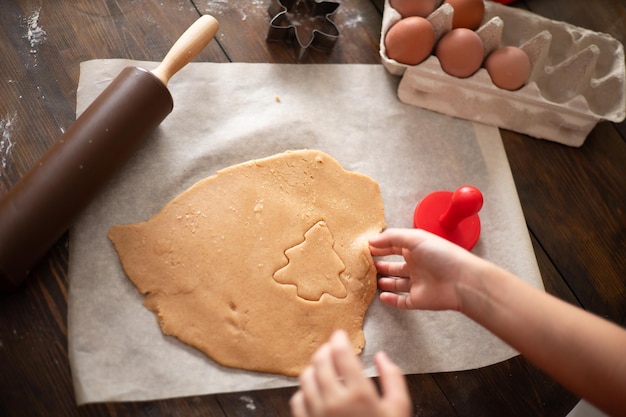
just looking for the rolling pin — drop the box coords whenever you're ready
[0,15,219,291]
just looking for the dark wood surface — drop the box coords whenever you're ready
[1,0,624,416]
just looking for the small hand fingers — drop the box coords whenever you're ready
[329,331,370,389]
[369,228,423,257]
[378,276,411,294]
[379,292,416,310]
[290,390,310,417]
[298,366,323,416]
[374,352,412,415]
[311,343,342,397]
[374,260,409,279]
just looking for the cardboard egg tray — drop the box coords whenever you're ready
[380,1,626,147]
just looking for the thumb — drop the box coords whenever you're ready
[374,351,412,417]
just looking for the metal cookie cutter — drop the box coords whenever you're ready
[267,0,340,60]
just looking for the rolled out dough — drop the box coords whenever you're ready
[108,149,386,376]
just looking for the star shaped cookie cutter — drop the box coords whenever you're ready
[267,0,340,60]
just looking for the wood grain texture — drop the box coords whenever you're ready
[1,0,624,416]
[502,127,626,323]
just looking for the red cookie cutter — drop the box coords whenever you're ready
[413,185,483,250]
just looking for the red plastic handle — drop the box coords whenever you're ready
[439,185,484,230]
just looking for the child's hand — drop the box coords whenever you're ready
[290,330,411,417]
[369,228,483,312]
[370,228,626,417]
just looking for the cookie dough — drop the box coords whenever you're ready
[108,149,386,376]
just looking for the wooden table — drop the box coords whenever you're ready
[1,1,624,415]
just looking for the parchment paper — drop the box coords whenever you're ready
[68,60,543,404]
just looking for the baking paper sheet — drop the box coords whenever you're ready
[68,60,543,404]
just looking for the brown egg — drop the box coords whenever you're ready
[390,0,440,18]
[385,17,436,65]
[435,28,484,78]
[484,46,531,90]
[444,0,485,30]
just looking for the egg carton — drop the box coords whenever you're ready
[379,0,626,147]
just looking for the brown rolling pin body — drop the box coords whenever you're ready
[0,67,172,291]
[0,15,219,291]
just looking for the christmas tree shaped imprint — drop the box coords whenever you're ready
[273,220,347,301]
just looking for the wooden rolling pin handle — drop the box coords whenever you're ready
[152,15,220,85]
